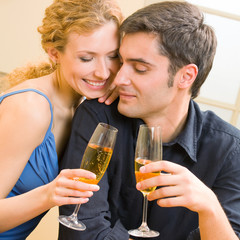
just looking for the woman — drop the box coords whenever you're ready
[0,0,123,238]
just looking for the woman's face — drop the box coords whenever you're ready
[57,21,120,99]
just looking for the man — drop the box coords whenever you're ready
[59,1,240,239]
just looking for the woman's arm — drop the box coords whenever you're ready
[0,93,99,232]
[59,99,129,240]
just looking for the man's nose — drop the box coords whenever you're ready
[114,66,131,86]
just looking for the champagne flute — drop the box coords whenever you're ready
[128,124,162,238]
[58,122,118,231]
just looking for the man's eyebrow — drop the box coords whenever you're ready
[126,58,154,66]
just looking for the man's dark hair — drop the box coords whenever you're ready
[120,1,217,98]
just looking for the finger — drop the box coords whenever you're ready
[104,89,119,105]
[140,160,184,175]
[98,85,118,104]
[136,173,177,191]
[147,185,182,201]
[98,84,116,102]
[54,195,90,206]
[98,94,108,103]
[60,169,96,179]
[156,195,186,208]
[57,177,100,192]
[55,186,95,198]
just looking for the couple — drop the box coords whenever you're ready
[59,1,240,240]
[1,0,240,240]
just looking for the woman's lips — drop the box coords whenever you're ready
[83,79,106,86]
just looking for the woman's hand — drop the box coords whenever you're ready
[98,84,118,105]
[46,169,100,207]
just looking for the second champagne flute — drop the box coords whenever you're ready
[128,124,162,238]
[58,122,118,231]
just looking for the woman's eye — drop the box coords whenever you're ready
[79,57,93,62]
[108,54,119,60]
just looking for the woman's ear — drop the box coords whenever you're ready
[178,64,198,89]
[47,47,59,64]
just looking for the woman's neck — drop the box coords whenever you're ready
[52,70,82,111]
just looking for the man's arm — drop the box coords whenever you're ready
[137,158,240,240]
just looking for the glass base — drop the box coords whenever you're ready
[128,228,160,238]
[58,215,86,231]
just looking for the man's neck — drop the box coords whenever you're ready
[143,97,191,143]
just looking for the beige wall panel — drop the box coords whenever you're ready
[118,0,145,17]
[197,103,233,123]
[27,207,59,240]
[0,0,52,73]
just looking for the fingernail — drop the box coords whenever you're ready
[136,182,141,190]
[93,185,100,191]
[89,191,93,196]
[140,166,146,172]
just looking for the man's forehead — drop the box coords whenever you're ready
[119,32,162,63]
[120,32,157,48]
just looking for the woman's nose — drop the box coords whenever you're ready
[94,59,110,79]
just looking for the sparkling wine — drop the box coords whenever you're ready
[73,177,99,185]
[76,143,113,184]
[58,122,117,231]
[135,158,160,195]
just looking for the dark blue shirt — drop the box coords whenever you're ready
[59,99,240,240]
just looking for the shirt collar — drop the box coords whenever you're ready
[163,100,203,163]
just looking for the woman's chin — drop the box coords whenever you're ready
[83,91,106,100]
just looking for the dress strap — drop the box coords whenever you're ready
[0,88,54,137]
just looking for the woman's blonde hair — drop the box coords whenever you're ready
[7,0,123,88]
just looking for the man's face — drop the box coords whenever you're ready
[114,32,178,124]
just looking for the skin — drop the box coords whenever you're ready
[115,32,195,142]
[0,21,120,232]
[114,32,238,240]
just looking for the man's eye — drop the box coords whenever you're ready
[135,65,147,73]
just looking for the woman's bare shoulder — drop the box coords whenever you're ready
[0,88,52,137]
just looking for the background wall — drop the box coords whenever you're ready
[0,0,239,239]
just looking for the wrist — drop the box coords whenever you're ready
[39,183,56,211]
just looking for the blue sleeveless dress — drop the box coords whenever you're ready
[0,89,58,240]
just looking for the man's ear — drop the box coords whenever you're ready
[178,64,198,89]
[47,47,59,64]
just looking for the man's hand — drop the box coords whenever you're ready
[136,160,238,240]
[136,160,216,213]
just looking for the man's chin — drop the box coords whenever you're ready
[117,103,135,118]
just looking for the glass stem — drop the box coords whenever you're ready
[71,204,81,218]
[139,194,149,230]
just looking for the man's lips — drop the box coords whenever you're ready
[119,91,136,99]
